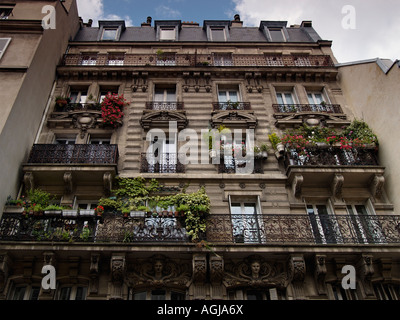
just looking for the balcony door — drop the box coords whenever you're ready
[148,135,177,173]
[230,198,264,243]
[154,86,177,110]
[307,204,340,244]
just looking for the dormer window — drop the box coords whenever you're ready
[160,27,176,41]
[155,20,181,41]
[260,21,289,42]
[210,28,226,41]
[204,20,230,42]
[98,20,125,41]
[268,28,286,42]
[102,28,118,41]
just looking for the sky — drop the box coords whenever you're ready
[76,0,400,63]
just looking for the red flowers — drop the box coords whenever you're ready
[100,92,128,128]
[95,205,104,216]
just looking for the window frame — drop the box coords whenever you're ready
[210,27,227,42]
[306,203,341,244]
[8,284,40,300]
[101,28,119,41]
[159,27,177,41]
[0,7,13,20]
[267,28,286,42]
[57,285,88,300]
[129,288,186,300]
[0,37,11,60]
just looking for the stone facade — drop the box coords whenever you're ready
[0,13,399,301]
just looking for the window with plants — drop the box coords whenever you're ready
[100,92,128,128]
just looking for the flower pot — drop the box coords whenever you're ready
[79,209,95,217]
[44,210,62,216]
[276,143,285,154]
[261,151,268,159]
[209,150,217,158]
[275,150,283,160]
[62,210,78,217]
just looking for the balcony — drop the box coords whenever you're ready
[27,144,119,165]
[61,53,335,68]
[145,101,184,111]
[1,212,400,245]
[140,153,185,174]
[53,102,102,113]
[218,157,264,174]
[213,102,251,111]
[273,104,343,114]
[206,214,400,244]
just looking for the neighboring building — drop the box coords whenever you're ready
[0,0,80,212]
[338,58,400,215]
[0,13,399,301]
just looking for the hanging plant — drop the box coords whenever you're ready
[100,92,128,128]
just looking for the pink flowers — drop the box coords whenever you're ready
[101,92,128,128]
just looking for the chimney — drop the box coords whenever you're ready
[231,14,243,27]
[182,21,200,28]
[141,16,152,27]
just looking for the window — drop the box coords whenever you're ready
[81,54,97,65]
[69,88,88,104]
[218,86,240,104]
[58,286,87,300]
[89,138,111,145]
[147,135,178,173]
[55,138,76,145]
[230,198,264,243]
[160,27,176,41]
[246,288,283,300]
[275,89,299,112]
[0,7,13,19]
[0,38,11,60]
[306,90,331,111]
[107,53,124,65]
[9,285,40,300]
[346,204,384,244]
[307,204,339,244]
[129,289,185,300]
[268,28,286,42]
[374,283,400,300]
[213,53,233,66]
[329,284,358,300]
[101,28,118,41]
[210,28,227,41]
[154,86,176,102]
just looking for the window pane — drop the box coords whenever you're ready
[133,291,147,300]
[276,93,284,105]
[244,203,257,215]
[211,29,226,41]
[75,287,87,300]
[171,292,185,300]
[102,29,117,40]
[30,287,40,300]
[230,203,242,215]
[160,28,176,40]
[151,290,166,300]
[284,93,294,104]
[228,91,238,102]
[59,287,71,300]
[247,291,263,300]
[218,91,227,102]
[12,286,26,300]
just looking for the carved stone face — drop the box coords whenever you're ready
[154,260,163,274]
[251,261,260,278]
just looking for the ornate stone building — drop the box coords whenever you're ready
[0,12,399,301]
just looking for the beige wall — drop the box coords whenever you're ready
[0,0,80,215]
[338,60,400,213]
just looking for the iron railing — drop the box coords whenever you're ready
[213,102,251,111]
[272,104,343,114]
[284,146,379,167]
[62,53,335,68]
[218,157,264,174]
[140,153,185,173]
[27,144,119,165]
[206,214,400,244]
[145,101,184,111]
[1,212,400,244]
[53,102,102,112]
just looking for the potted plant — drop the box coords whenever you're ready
[122,208,130,218]
[55,96,70,110]
[253,146,262,159]
[43,204,63,216]
[260,143,269,159]
[94,205,104,217]
[269,133,284,159]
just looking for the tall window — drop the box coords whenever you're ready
[307,204,339,244]
[374,283,400,300]
[58,286,87,300]
[9,285,40,300]
[230,199,264,243]
[69,88,88,104]
[148,135,178,173]
[329,284,358,300]
[153,85,177,110]
[218,86,240,105]
[346,204,384,244]
[306,90,331,111]
[0,38,11,60]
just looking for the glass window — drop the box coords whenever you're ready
[102,28,118,40]
[0,8,13,19]
[211,28,226,41]
[58,286,87,300]
[218,88,239,103]
[160,28,176,40]
[69,89,88,104]
[154,87,176,102]
[9,285,40,300]
[214,53,233,66]
[307,204,338,244]
[230,200,264,243]
[269,28,286,42]
[0,38,11,60]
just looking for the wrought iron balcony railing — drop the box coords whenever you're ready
[206,214,400,244]
[62,53,335,68]
[26,144,119,165]
[53,102,102,113]
[284,146,379,167]
[145,101,184,111]
[272,104,343,114]
[218,157,264,174]
[213,102,251,111]
[140,153,185,173]
[1,212,400,245]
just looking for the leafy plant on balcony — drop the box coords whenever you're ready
[100,92,128,128]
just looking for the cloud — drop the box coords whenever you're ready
[232,0,400,62]
[76,0,133,26]
[155,5,181,19]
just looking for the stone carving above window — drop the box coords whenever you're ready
[140,110,188,130]
[223,255,288,289]
[211,110,257,129]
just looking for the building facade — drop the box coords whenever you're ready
[0,13,399,301]
[0,0,80,212]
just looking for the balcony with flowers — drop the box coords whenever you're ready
[271,120,384,197]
